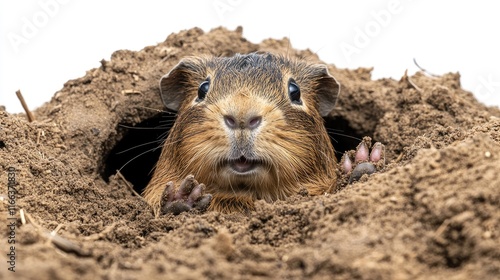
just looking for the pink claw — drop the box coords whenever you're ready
[187,184,204,205]
[341,140,386,183]
[354,142,369,163]
[342,153,353,173]
[369,142,384,163]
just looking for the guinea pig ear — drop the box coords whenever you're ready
[312,65,341,117]
[159,58,206,111]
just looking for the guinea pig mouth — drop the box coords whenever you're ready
[227,156,262,174]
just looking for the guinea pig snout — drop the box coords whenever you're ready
[223,113,261,160]
[223,115,262,130]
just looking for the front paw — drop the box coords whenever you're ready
[340,137,385,183]
[160,175,212,215]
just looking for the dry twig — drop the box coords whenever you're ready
[24,211,91,257]
[121,89,142,95]
[15,90,35,122]
[434,219,451,237]
[117,170,143,198]
[20,209,26,225]
[83,222,118,241]
[36,129,45,145]
[401,69,422,92]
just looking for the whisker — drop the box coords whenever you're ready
[327,131,362,142]
[118,124,172,130]
[159,119,176,124]
[228,177,237,197]
[327,134,339,144]
[325,128,346,133]
[116,139,164,155]
[119,146,162,172]
[159,129,209,147]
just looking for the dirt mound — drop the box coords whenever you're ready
[1,27,499,279]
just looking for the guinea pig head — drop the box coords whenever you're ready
[158,53,340,202]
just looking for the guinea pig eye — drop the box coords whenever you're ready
[288,79,302,105]
[197,79,210,101]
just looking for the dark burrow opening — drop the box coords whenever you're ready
[103,114,367,195]
[103,113,174,194]
[323,116,367,159]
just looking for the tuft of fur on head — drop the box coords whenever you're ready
[143,52,340,214]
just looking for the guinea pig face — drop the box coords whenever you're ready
[159,53,340,201]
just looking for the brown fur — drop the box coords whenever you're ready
[143,53,340,215]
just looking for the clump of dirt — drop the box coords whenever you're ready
[1,27,499,279]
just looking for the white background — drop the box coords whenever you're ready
[1,0,499,113]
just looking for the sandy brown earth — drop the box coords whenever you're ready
[1,27,499,279]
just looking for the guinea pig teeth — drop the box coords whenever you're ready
[228,156,262,174]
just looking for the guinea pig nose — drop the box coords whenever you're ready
[223,115,262,130]
[247,116,262,130]
[224,115,237,129]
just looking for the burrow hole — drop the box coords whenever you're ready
[103,113,173,195]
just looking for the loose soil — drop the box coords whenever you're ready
[1,27,499,279]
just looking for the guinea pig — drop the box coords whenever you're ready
[143,52,384,215]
